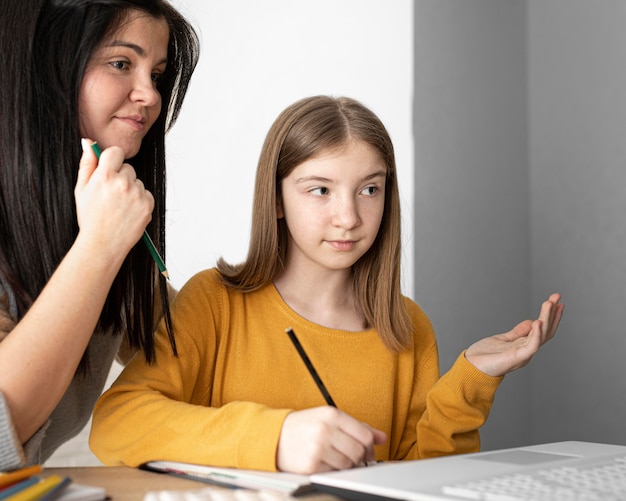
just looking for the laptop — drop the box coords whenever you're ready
[310,441,626,500]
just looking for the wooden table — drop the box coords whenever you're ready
[42,467,344,500]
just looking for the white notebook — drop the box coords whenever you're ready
[310,441,626,500]
[141,460,313,496]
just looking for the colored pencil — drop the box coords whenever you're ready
[0,466,42,489]
[0,478,39,500]
[89,142,169,279]
[5,475,64,501]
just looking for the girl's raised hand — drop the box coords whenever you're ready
[276,406,387,474]
[465,293,564,377]
[74,139,154,261]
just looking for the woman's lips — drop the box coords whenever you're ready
[116,115,147,131]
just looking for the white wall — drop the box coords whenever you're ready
[46,0,413,466]
[165,0,415,295]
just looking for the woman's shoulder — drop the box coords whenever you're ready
[0,274,17,316]
[0,275,17,341]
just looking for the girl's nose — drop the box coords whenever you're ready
[332,197,361,229]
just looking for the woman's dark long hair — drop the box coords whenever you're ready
[0,0,199,370]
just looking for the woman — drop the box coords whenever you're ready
[0,0,199,469]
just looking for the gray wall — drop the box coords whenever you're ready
[413,0,531,450]
[528,0,626,446]
[414,0,626,450]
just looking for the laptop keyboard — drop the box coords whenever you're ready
[442,454,626,500]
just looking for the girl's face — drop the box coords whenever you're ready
[78,10,169,159]
[278,139,386,276]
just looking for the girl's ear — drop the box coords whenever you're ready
[276,196,284,219]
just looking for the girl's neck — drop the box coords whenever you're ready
[273,267,365,332]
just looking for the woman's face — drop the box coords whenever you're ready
[78,10,169,159]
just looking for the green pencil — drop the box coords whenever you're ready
[90,142,169,279]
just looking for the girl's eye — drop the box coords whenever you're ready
[151,72,163,83]
[361,186,378,196]
[310,187,329,196]
[109,60,128,71]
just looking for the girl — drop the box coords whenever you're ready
[90,96,563,474]
[0,0,198,469]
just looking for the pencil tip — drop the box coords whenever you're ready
[162,270,170,280]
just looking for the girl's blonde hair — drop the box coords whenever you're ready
[218,96,411,352]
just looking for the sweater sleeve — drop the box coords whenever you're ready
[413,351,503,458]
[89,270,291,471]
[389,298,503,461]
[0,282,29,470]
[0,392,26,470]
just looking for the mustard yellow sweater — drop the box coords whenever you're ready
[90,268,502,471]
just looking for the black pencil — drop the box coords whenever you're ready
[285,327,337,407]
[286,327,375,467]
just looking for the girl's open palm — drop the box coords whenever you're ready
[465,293,564,377]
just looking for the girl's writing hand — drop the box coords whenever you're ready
[276,406,387,474]
[74,139,154,259]
[465,293,564,377]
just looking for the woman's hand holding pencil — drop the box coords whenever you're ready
[86,140,168,278]
[74,139,155,270]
